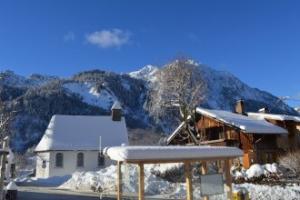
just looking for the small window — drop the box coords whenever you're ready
[55,153,63,168]
[98,151,105,167]
[77,152,84,167]
[42,160,46,169]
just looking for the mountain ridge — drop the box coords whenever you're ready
[0,60,297,152]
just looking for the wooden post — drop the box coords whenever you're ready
[0,138,8,200]
[138,163,144,200]
[224,159,232,200]
[184,161,193,200]
[200,161,209,200]
[117,161,122,200]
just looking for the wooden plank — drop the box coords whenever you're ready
[224,159,232,200]
[138,163,145,200]
[117,161,122,200]
[201,161,209,200]
[184,161,193,200]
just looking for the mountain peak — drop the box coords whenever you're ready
[129,65,159,81]
[0,70,27,87]
[173,59,200,66]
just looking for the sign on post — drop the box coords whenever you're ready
[200,174,224,196]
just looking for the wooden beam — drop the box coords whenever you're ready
[117,161,122,200]
[201,161,209,200]
[184,161,193,200]
[138,163,145,200]
[224,159,232,200]
[123,156,240,164]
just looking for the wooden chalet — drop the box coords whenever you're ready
[167,101,288,168]
[248,110,300,151]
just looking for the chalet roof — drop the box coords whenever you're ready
[35,115,128,152]
[196,107,288,134]
[247,112,300,123]
[166,115,200,145]
[105,146,243,162]
[166,121,186,144]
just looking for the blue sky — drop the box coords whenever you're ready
[0,0,299,106]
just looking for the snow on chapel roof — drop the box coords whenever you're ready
[35,115,128,152]
[111,101,122,110]
[196,107,288,134]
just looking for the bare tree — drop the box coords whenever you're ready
[0,101,16,200]
[157,58,206,145]
[159,58,206,122]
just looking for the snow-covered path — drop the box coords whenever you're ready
[18,186,109,200]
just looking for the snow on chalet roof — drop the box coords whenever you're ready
[105,146,243,162]
[196,107,288,134]
[35,115,128,152]
[247,112,300,123]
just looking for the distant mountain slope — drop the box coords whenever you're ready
[0,60,297,152]
[140,60,296,132]
[129,65,158,82]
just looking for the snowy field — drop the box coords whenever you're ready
[16,162,300,199]
[56,163,300,200]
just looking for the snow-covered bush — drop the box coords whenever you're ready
[60,164,180,195]
[151,163,185,183]
[232,163,280,183]
[246,164,265,179]
[279,151,300,175]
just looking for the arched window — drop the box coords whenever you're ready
[55,153,63,168]
[77,152,84,167]
[98,151,105,167]
[42,160,46,169]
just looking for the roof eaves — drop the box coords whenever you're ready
[167,121,186,144]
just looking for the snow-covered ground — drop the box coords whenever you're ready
[15,160,300,200]
[57,163,300,200]
[59,164,182,195]
[16,175,71,187]
[236,183,300,200]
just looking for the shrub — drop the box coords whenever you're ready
[279,150,300,175]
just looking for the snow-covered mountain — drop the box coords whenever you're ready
[129,65,158,82]
[0,70,58,88]
[0,60,297,152]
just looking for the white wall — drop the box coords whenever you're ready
[36,150,113,178]
[36,152,50,178]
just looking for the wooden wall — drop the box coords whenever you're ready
[265,119,300,151]
[196,116,240,141]
[196,115,280,168]
[168,114,284,168]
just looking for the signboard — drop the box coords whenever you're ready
[200,174,224,196]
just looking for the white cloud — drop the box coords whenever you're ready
[86,29,130,48]
[64,31,75,41]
